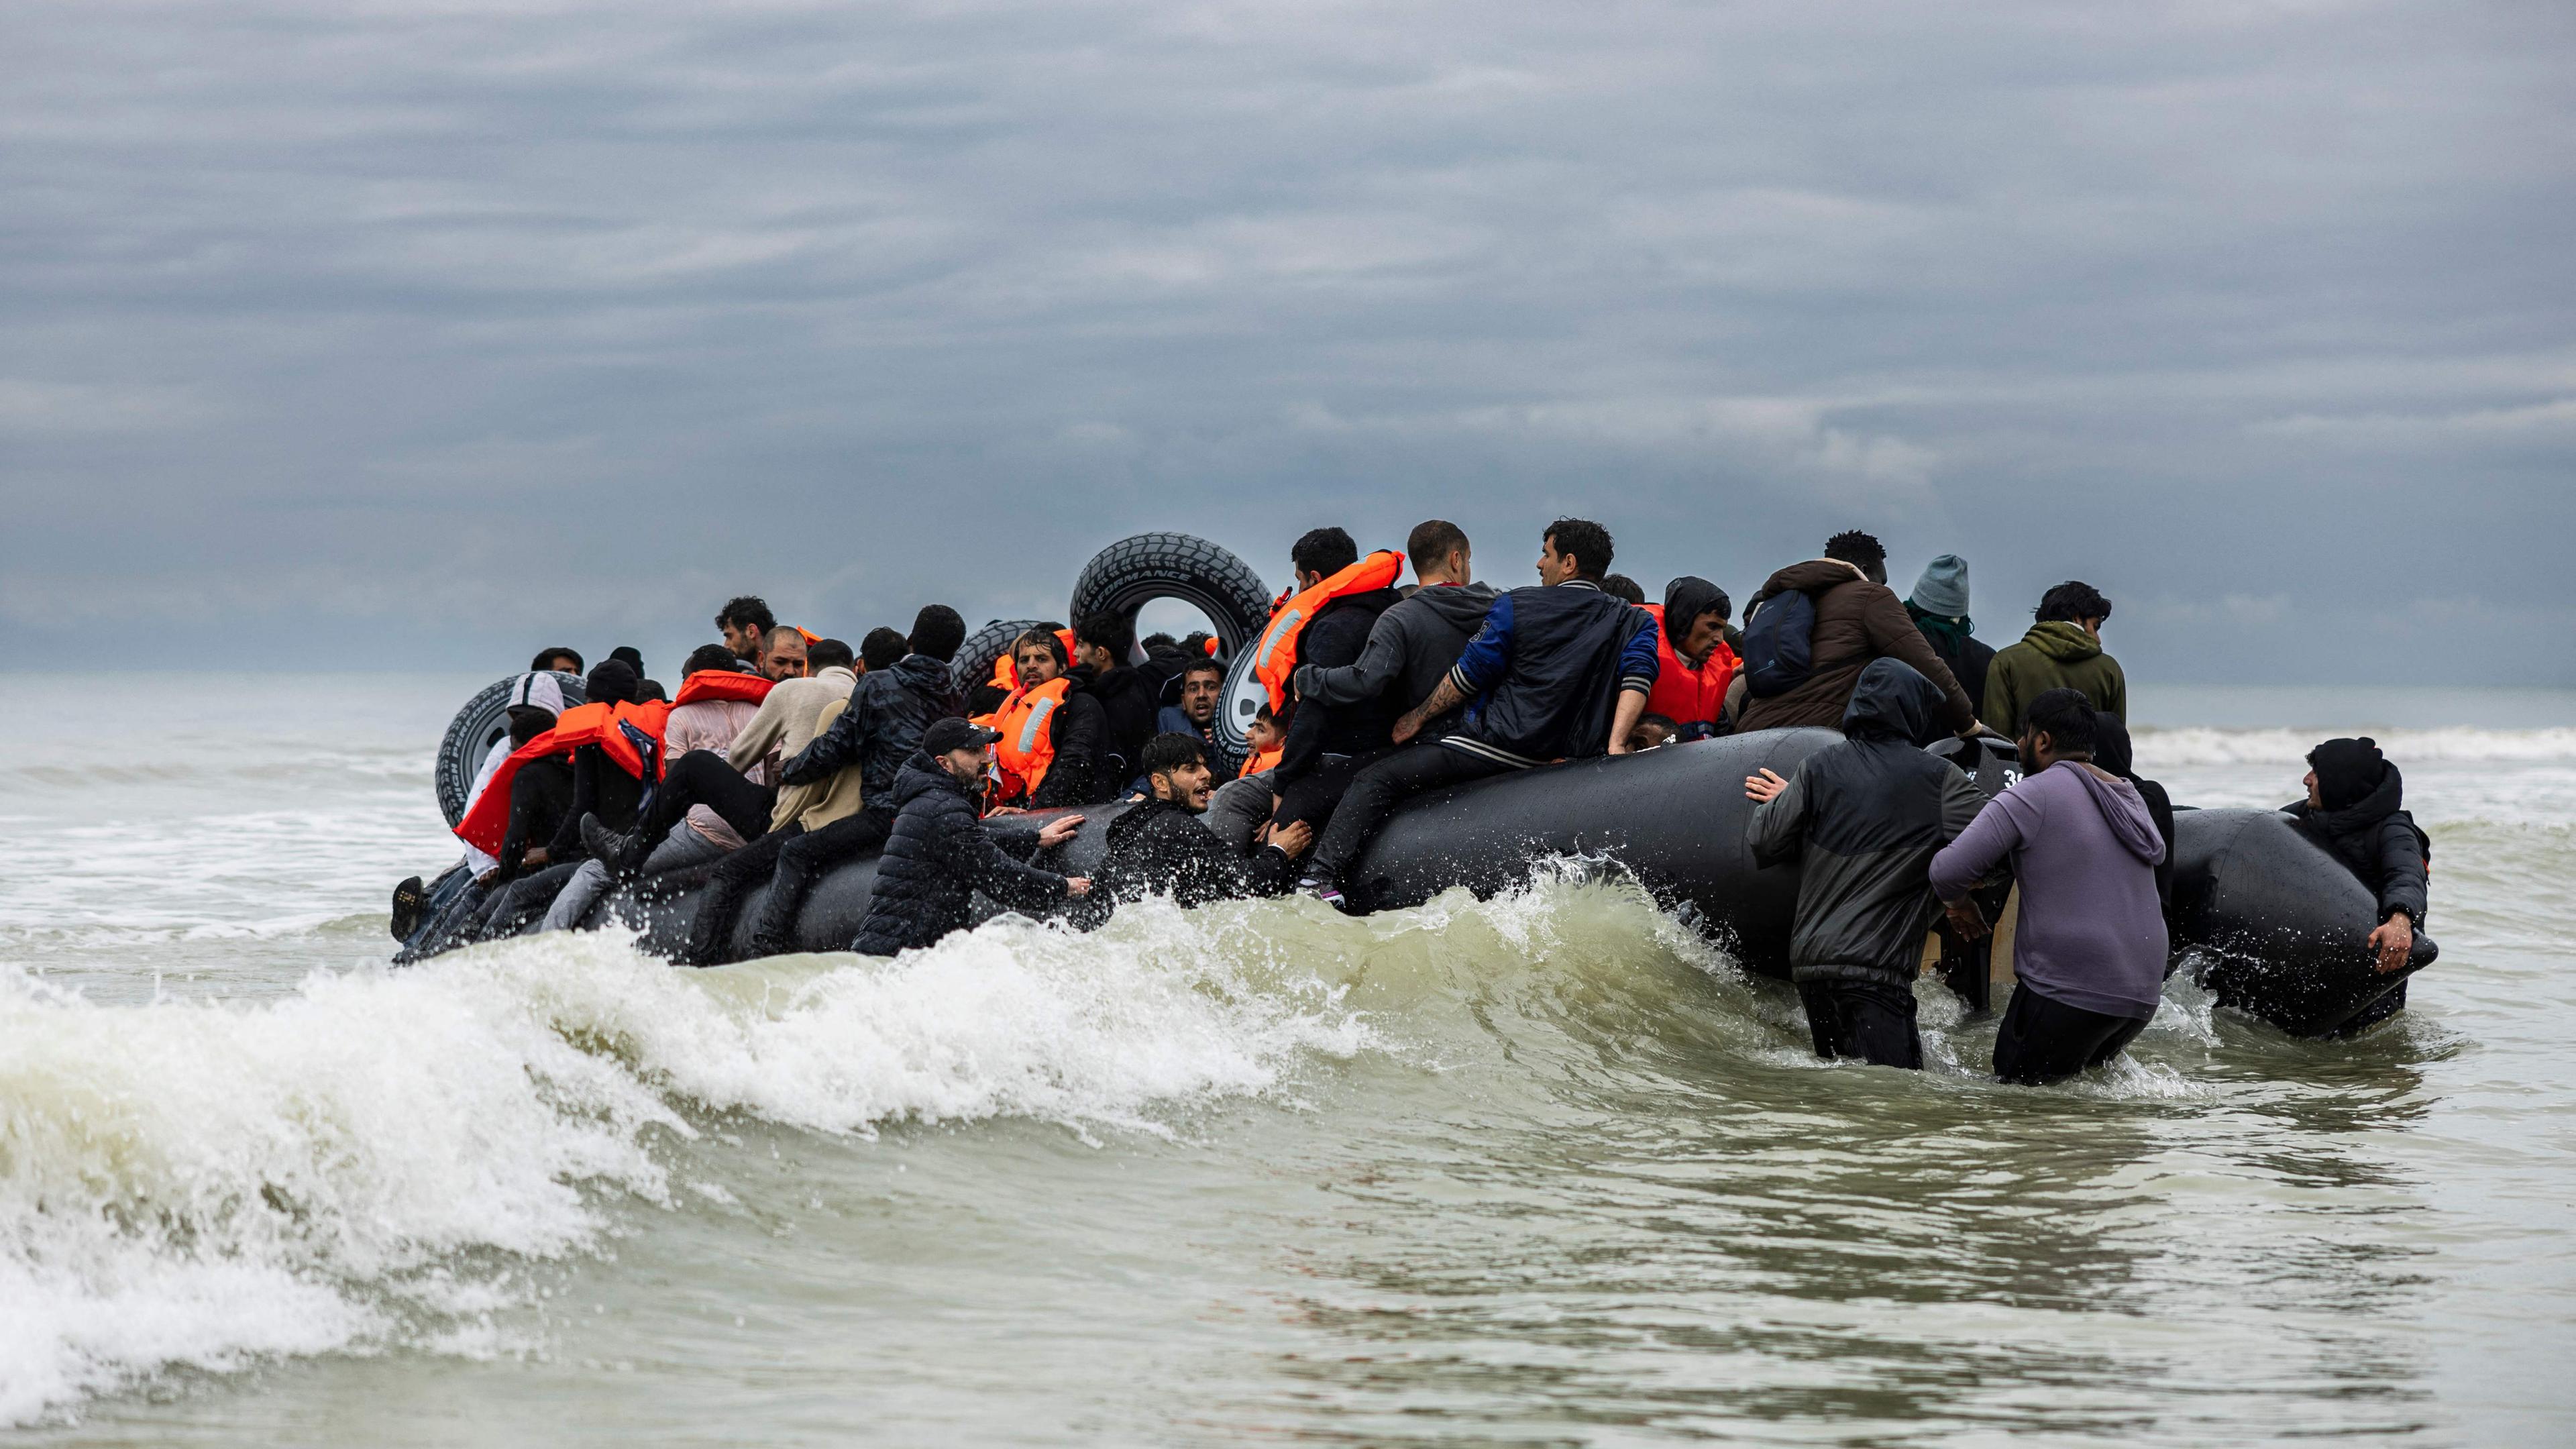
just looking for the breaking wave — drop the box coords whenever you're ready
[2133,725,2576,767]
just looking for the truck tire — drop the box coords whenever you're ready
[435,672,585,826]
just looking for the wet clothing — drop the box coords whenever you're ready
[1026,686,1110,808]
[1906,602,1996,721]
[1983,621,2127,737]
[1083,664,1164,795]
[2282,764,2429,929]
[1273,588,1403,788]
[1798,980,1924,1069]
[1746,660,1990,997]
[1992,982,2150,1084]
[2091,713,2177,912]
[851,755,1070,957]
[544,745,644,865]
[1442,579,1660,769]
[1096,796,1301,908]
[1736,560,1977,737]
[1305,742,1515,890]
[1295,580,1499,737]
[492,757,575,888]
[1931,759,2169,1022]
[780,653,964,802]
[544,822,729,933]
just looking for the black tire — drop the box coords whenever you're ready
[1211,645,1269,777]
[435,672,585,826]
[1067,533,1271,659]
[956,619,1046,706]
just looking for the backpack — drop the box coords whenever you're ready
[1739,588,1818,698]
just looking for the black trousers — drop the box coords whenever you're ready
[474,861,584,943]
[1796,979,1923,1069]
[1269,751,1386,837]
[1992,983,2151,1084]
[748,803,897,953]
[635,750,776,846]
[1309,743,1513,883]
[678,822,802,967]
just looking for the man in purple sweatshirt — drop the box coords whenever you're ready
[1931,688,2169,1084]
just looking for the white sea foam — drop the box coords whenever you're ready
[2133,725,2576,767]
[0,912,1371,1426]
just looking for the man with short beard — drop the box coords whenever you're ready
[1096,733,1310,910]
[850,719,1091,956]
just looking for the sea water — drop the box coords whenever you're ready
[3,675,2571,1445]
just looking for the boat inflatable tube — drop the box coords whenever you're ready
[434,671,584,826]
[2168,807,2436,1037]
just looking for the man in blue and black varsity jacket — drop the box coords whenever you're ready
[1299,517,1660,906]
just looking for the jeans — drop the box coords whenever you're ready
[1308,743,1513,884]
[543,822,730,932]
[1797,979,1923,1069]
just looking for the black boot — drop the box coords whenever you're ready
[390,875,425,943]
[580,814,651,880]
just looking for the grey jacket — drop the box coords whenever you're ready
[1293,581,1499,734]
[1748,659,1991,988]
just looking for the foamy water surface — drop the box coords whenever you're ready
[3,675,2572,1444]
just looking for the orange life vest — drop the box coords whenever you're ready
[1238,742,1283,780]
[985,676,1073,805]
[453,699,672,856]
[1250,549,1405,712]
[1641,603,1739,733]
[672,670,775,708]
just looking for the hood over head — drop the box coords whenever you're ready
[1840,657,1943,745]
[2021,620,2102,663]
[507,671,569,716]
[2062,761,2167,866]
[2308,737,2389,812]
[1660,576,1731,653]
[2091,710,2136,780]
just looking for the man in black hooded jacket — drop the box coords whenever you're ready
[2286,737,2430,1029]
[1745,658,1992,1068]
[1095,734,1309,912]
[852,720,1089,955]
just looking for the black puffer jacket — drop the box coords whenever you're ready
[851,753,1071,956]
[1746,659,1992,988]
[2284,769,2430,928]
[1095,796,1300,908]
[1028,686,1110,808]
[780,654,963,800]
[1273,588,1402,784]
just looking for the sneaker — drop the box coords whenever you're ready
[1298,877,1346,912]
[580,814,646,879]
[389,875,425,943]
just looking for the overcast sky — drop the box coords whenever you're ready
[4,0,2569,685]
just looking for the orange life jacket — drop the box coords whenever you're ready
[1641,603,1739,733]
[985,676,1073,805]
[672,670,775,708]
[1250,549,1405,712]
[453,699,672,856]
[1238,741,1283,780]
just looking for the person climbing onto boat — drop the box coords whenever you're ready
[1093,733,1310,910]
[851,718,1091,957]
[1642,575,1737,739]
[1745,658,1991,1069]
[1734,531,1982,738]
[1293,518,1497,751]
[1931,688,2167,1084]
[1297,518,1658,909]
[2284,735,2430,1032]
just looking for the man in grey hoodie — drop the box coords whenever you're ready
[1932,687,2168,1084]
[1293,518,1497,743]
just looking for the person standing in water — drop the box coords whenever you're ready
[2285,736,2430,1032]
[1745,658,1991,1069]
[1931,688,2167,1084]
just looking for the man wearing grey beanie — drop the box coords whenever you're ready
[1904,554,1996,720]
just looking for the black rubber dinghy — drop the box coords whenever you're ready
[433,670,584,826]
[2169,807,2436,1036]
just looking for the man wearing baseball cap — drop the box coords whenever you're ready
[851,718,1092,956]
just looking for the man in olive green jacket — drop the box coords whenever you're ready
[1984,580,2127,735]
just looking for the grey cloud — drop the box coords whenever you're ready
[3,0,2570,686]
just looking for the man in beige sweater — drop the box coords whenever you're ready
[680,637,869,964]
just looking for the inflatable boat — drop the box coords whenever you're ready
[422,533,2432,1038]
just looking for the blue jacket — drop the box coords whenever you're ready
[1442,580,1660,767]
[851,753,1069,956]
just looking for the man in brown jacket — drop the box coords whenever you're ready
[1735,531,1982,737]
